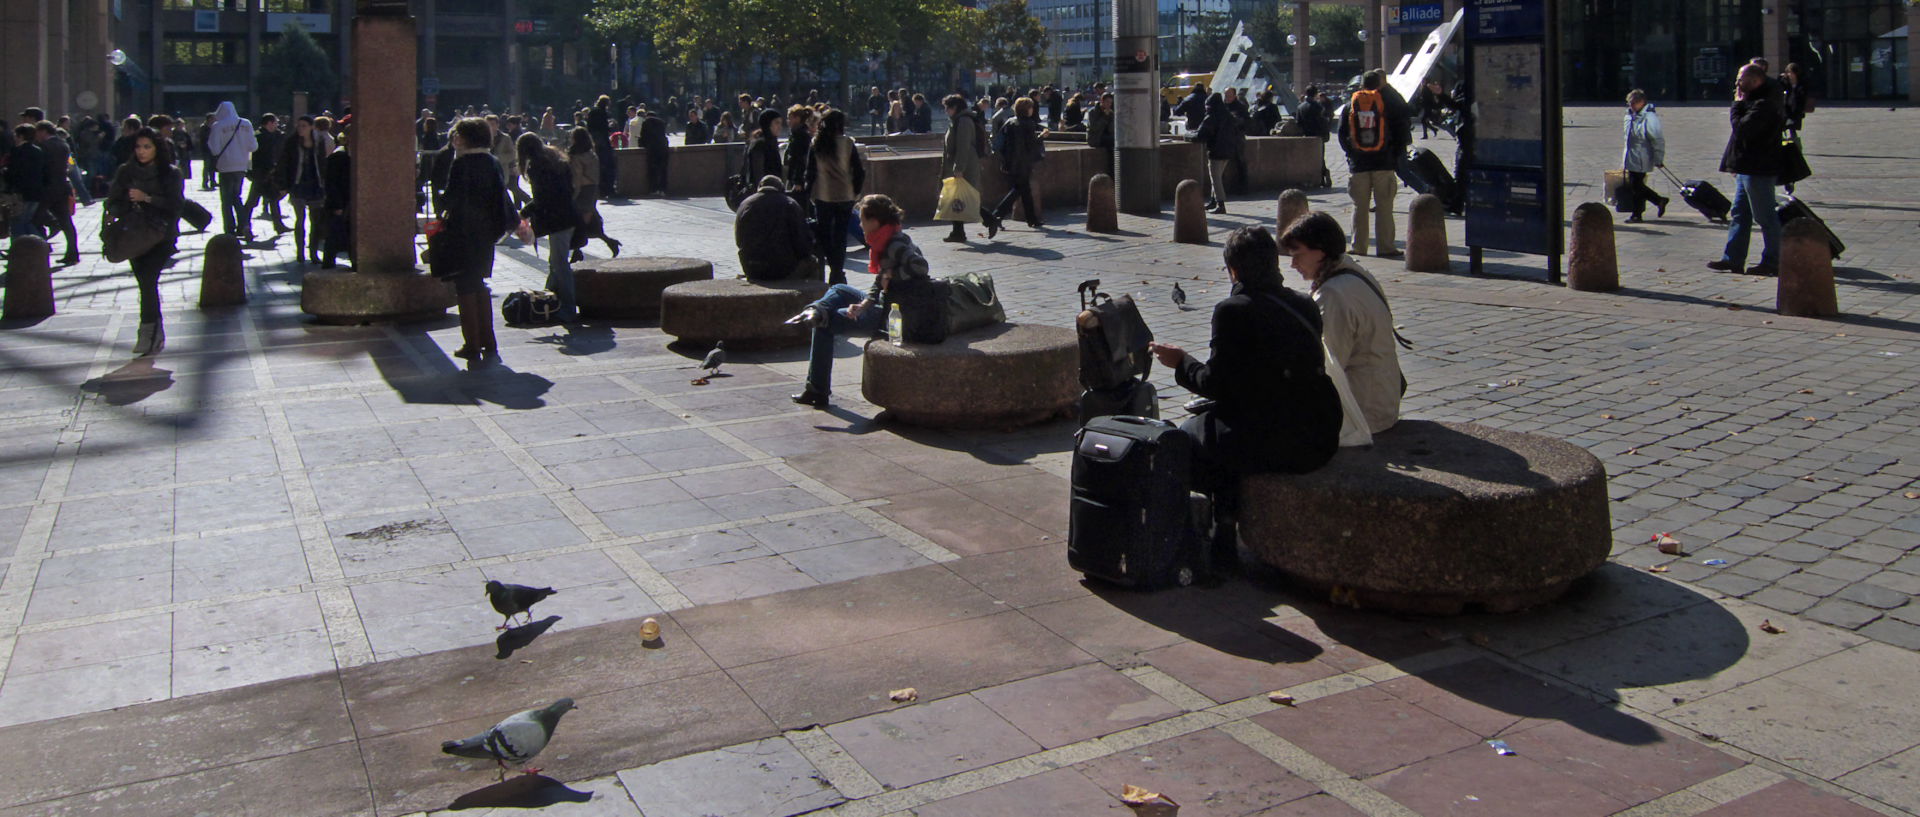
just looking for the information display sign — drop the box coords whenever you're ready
[1462,0,1563,281]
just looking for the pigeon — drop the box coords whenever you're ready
[700,341,727,377]
[1171,282,1189,310]
[442,698,577,779]
[486,580,557,630]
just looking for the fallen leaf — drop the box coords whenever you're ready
[1119,784,1160,805]
[889,687,919,703]
[1725,303,1743,311]
[519,659,534,664]
[690,377,711,386]
[1801,416,1818,422]
[1652,533,1684,555]
[1796,388,1814,394]
[1600,414,1614,419]
[1759,620,1786,635]
[1468,632,1491,647]
[1268,691,1296,706]
[1648,565,1671,573]
[1119,785,1178,809]
[1799,475,1817,482]
[1905,491,1919,499]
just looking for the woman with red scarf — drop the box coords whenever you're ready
[785,194,929,408]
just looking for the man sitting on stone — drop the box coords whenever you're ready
[1148,226,1343,574]
[735,175,813,282]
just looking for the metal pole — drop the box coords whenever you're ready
[1114,0,1160,215]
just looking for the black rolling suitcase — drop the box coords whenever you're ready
[1399,147,1462,214]
[1077,379,1157,422]
[1777,196,1844,259]
[1068,415,1200,589]
[180,197,214,232]
[1661,167,1730,223]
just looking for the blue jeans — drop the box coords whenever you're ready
[1721,173,1781,269]
[545,227,577,319]
[804,283,884,396]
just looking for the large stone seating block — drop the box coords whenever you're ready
[658,278,828,349]
[862,323,1078,429]
[301,271,455,324]
[575,257,713,320]
[1240,420,1611,615]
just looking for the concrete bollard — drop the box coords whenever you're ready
[1404,194,1451,273]
[199,233,247,308]
[1565,202,1620,292]
[1174,179,1208,244]
[1276,188,1310,234]
[1778,218,1838,317]
[3,235,55,320]
[1087,174,1118,233]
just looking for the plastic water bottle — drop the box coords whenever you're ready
[887,303,904,346]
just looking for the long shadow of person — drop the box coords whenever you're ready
[459,361,553,410]
[81,359,175,406]
[496,615,561,660]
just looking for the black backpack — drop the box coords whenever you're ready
[1075,282,1154,391]
[501,290,561,326]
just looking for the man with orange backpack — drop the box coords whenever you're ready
[1336,70,1410,257]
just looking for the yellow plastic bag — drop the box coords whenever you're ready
[934,175,981,223]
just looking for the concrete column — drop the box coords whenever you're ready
[247,0,263,115]
[1114,0,1159,215]
[1911,3,1919,104]
[45,0,68,118]
[350,14,419,274]
[419,0,437,107]
[64,0,109,119]
[1292,1,1311,92]
[1761,0,1789,77]
[503,0,521,112]
[1363,3,1383,71]
[0,0,49,120]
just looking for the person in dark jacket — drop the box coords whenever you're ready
[1174,84,1209,132]
[1193,94,1242,214]
[782,105,814,215]
[586,95,618,200]
[1248,90,1282,136]
[735,175,813,281]
[566,127,621,262]
[1336,70,1410,256]
[983,97,1044,237]
[683,108,712,145]
[742,109,783,187]
[7,124,48,238]
[105,127,184,356]
[517,131,583,321]
[434,118,517,359]
[908,94,933,133]
[805,109,864,284]
[1222,88,1251,129]
[1709,63,1786,277]
[321,131,352,268]
[1087,92,1115,177]
[786,194,930,408]
[638,108,670,196]
[1293,85,1331,187]
[1148,225,1341,573]
[242,114,289,235]
[1781,62,1811,195]
[277,116,334,264]
[32,122,79,263]
[109,116,143,171]
[195,114,216,191]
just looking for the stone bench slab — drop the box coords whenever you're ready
[575,257,713,320]
[862,323,1078,430]
[659,278,828,350]
[1239,420,1611,615]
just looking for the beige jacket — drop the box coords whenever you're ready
[1312,256,1403,434]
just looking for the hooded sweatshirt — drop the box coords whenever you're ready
[206,101,258,174]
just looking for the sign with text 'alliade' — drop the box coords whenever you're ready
[1387,3,1447,36]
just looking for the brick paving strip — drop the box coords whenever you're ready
[0,105,1916,814]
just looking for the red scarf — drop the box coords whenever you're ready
[866,223,900,276]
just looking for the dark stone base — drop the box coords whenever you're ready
[861,324,1078,430]
[576,257,714,320]
[1239,420,1612,615]
[659,278,828,350]
[300,270,456,325]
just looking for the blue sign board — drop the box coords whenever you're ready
[1386,3,1446,36]
[1467,0,1544,40]
[1465,169,1552,256]
[1462,0,1563,279]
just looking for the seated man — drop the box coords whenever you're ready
[787,194,930,409]
[1149,226,1343,571]
[734,174,813,281]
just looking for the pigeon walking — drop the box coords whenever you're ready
[701,340,727,377]
[442,698,577,779]
[486,580,557,630]
[1171,282,1189,310]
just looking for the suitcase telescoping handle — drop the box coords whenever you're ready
[1656,166,1684,190]
[1105,415,1172,429]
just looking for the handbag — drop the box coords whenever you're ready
[944,272,1004,333]
[724,174,752,211]
[934,175,981,223]
[889,277,949,344]
[501,289,561,325]
[1779,136,1812,186]
[101,203,167,263]
[1264,292,1372,448]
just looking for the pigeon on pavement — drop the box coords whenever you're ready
[486,580,557,630]
[701,341,727,377]
[1171,282,1189,310]
[442,698,577,779]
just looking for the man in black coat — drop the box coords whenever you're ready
[638,110,670,196]
[321,140,351,268]
[242,114,289,234]
[1708,62,1786,277]
[734,175,813,281]
[6,124,48,238]
[33,122,79,263]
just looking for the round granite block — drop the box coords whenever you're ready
[575,256,713,320]
[861,323,1078,429]
[300,271,455,325]
[1239,420,1611,614]
[658,278,829,350]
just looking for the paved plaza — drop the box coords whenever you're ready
[0,104,1916,815]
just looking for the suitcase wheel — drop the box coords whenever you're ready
[1174,565,1195,587]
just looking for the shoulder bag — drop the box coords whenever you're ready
[101,202,167,263]
[944,272,1005,334]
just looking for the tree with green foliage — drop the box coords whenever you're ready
[256,22,339,112]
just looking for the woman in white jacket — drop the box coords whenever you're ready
[1621,89,1670,223]
[1281,211,1405,438]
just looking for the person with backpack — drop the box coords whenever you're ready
[1337,70,1409,257]
[805,109,864,284]
[1286,212,1404,435]
[205,102,259,239]
[1193,93,1244,214]
[938,94,987,244]
[984,97,1044,237]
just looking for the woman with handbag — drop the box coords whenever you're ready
[434,118,521,359]
[1620,90,1670,223]
[276,116,333,265]
[516,131,583,322]
[104,127,183,356]
[565,128,621,263]
[937,94,985,244]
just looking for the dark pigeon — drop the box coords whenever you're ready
[1171,282,1189,309]
[701,340,726,376]
[486,580,557,630]
[442,698,577,779]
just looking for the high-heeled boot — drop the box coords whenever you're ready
[452,296,480,359]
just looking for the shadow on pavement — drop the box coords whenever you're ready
[81,359,174,405]
[496,616,562,660]
[444,774,592,810]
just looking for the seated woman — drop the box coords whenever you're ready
[1282,212,1405,435]
[1148,226,1342,570]
[787,194,929,408]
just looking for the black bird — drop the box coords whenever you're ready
[1171,282,1189,309]
[486,581,557,630]
[700,340,727,377]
